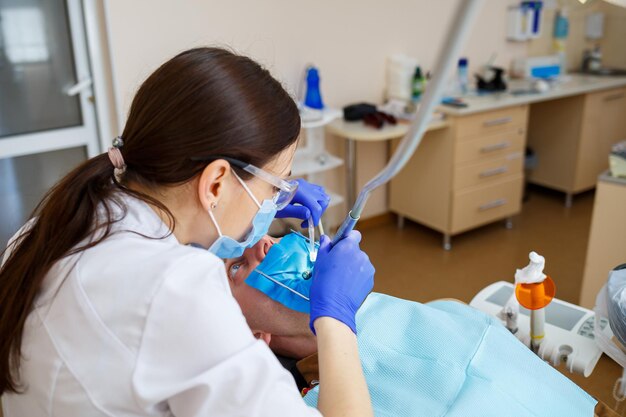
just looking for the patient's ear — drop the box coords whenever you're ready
[253,330,272,346]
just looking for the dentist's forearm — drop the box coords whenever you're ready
[314,317,373,417]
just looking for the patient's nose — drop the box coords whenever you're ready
[250,236,273,263]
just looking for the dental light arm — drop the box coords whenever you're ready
[332,0,484,245]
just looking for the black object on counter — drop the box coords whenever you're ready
[343,103,377,121]
[475,66,507,92]
[343,103,397,130]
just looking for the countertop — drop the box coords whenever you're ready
[439,74,626,116]
[326,118,448,142]
[599,171,626,187]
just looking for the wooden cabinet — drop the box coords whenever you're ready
[389,105,528,249]
[527,87,626,206]
[580,176,626,308]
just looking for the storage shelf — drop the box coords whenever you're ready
[300,108,342,129]
[292,150,343,177]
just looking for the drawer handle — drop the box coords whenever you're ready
[479,198,507,211]
[483,117,512,127]
[480,142,510,153]
[604,93,625,102]
[480,166,508,178]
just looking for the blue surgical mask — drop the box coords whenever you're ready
[208,172,278,259]
[245,232,317,313]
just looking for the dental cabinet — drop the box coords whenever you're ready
[527,87,626,207]
[390,105,528,250]
[580,173,626,309]
[389,74,626,250]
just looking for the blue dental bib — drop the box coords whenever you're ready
[245,232,317,313]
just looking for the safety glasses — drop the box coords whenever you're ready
[191,156,298,210]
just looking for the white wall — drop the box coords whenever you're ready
[103,0,527,220]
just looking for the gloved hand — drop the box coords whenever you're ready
[275,179,330,227]
[309,231,375,334]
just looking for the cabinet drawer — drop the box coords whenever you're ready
[454,129,525,164]
[454,154,523,190]
[455,105,528,140]
[451,176,523,234]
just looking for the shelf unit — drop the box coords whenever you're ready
[270,108,344,236]
[296,108,344,210]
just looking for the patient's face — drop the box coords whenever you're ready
[225,236,316,358]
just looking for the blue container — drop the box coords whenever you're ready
[304,66,324,109]
[554,10,569,39]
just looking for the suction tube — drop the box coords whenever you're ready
[332,0,484,245]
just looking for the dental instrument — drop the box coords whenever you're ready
[514,252,555,352]
[308,215,317,262]
[332,0,484,245]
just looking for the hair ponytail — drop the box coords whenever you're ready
[0,154,119,393]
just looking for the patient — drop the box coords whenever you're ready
[224,233,599,417]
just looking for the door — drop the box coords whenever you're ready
[0,0,98,245]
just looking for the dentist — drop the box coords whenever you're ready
[0,48,374,417]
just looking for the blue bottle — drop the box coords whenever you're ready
[553,9,569,39]
[457,58,469,95]
[304,66,324,109]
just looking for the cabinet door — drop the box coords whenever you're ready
[576,88,626,191]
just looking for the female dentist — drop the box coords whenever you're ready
[0,48,374,417]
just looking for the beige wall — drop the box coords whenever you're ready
[101,0,624,221]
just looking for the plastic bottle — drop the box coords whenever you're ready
[457,57,468,95]
[553,8,569,72]
[304,66,324,109]
[411,66,425,102]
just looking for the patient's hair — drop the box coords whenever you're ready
[0,47,300,394]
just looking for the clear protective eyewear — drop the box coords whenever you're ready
[191,155,298,210]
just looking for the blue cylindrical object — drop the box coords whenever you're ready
[554,9,569,39]
[457,57,469,94]
[304,66,324,109]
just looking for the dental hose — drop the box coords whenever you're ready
[331,0,483,246]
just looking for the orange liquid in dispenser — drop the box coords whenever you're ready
[515,276,556,310]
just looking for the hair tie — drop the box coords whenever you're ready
[108,136,126,181]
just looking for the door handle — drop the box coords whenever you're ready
[65,78,93,96]
[479,198,507,211]
[479,166,508,178]
[483,117,512,127]
[480,142,510,153]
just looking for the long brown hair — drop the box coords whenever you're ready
[0,47,300,393]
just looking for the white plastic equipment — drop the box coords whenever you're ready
[470,281,612,377]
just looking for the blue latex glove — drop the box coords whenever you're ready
[309,231,375,334]
[275,179,330,227]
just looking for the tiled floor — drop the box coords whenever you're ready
[360,185,623,411]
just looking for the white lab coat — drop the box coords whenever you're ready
[1,193,321,417]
